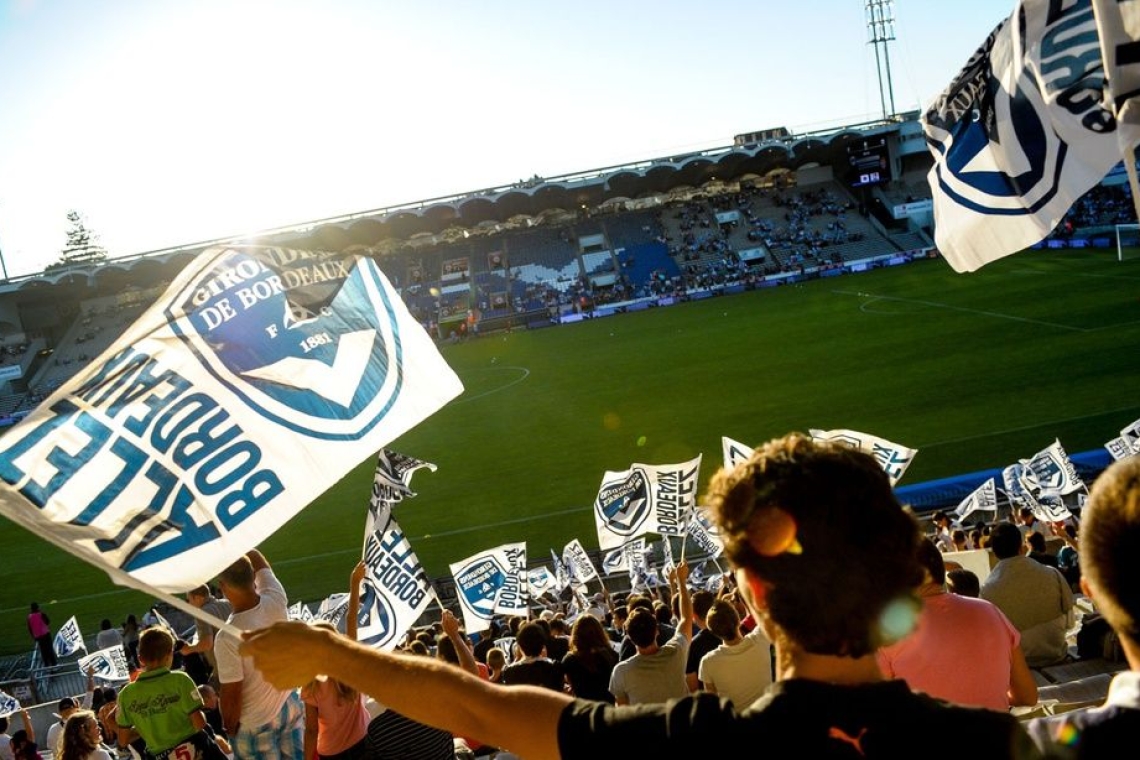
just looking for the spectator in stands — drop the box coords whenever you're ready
[46,670,96,757]
[1026,531,1060,568]
[947,568,982,598]
[608,562,692,704]
[58,710,112,760]
[485,647,506,684]
[1,710,32,760]
[698,596,773,707]
[545,618,570,662]
[561,614,618,703]
[8,727,38,760]
[951,529,969,552]
[981,522,1075,667]
[179,584,233,686]
[241,434,1036,758]
[1026,456,1140,756]
[931,511,955,552]
[121,615,141,670]
[26,602,55,667]
[877,538,1037,711]
[1018,507,1041,538]
[214,549,303,760]
[501,622,563,691]
[94,619,122,651]
[685,590,721,691]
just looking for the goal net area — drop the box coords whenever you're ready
[1115,223,1140,261]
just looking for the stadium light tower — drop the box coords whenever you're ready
[865,0,897,120]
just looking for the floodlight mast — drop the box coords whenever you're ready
[865,0,897,120]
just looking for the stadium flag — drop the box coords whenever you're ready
[658,538,676,579]
[357,508,436,650]
[1106,436,1135,461]
[450,543,527,633]
[923,0,1124,272]
[1091,0,1140,222]
[721,436,754,470]
[954,479,999,522]
[0,689,20,717]
[316,593,350,628]
[287,602,314,623]
[0,246,463,637]
[1001,463,1037,508]
[526,566,557,598]
[1121,417,1140,453]
[809,429,917,485]
[54,616,86,658]
[363,449,438,538]
[550,549,570,593]
[562,538,599,586]
[78,645,130,682]
[593,455,702,551]
[149,607,184,641]
[1020,439,1085,496]
[683,507,724,560]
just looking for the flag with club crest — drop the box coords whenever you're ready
[54,616,86,658]
[593,455,702,551]
[526,566,557,598]
[78,645,130,681]
[562,538,599,586]
[357,507,436,650]
[450,543,527,633]
[954,479,999,522]
[287,602,314,622]
[0,689,19,717]
[923,0,1125,272]
[601,537,645,576]
[722,436,754,470]
[1020,439,1085,497]
[810,429,917,485]
[1091,0,1140,222]
[0,246,463,600]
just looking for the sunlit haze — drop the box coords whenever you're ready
[0,0,1007,277]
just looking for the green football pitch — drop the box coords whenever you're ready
[1,249,1138,655]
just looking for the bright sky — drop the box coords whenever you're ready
[0,0,1008,278]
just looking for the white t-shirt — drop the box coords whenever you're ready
[214,567,290,728]
[0,733,14,760]
[698,626,774,708]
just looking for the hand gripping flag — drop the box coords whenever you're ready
[450,543,527,633]
[0,246,462,597]
[809,429,917,485]
[923,0,1124,272]
[357,508,436,650]
[54,616,86,658]
[593,455,702,551]
[78,645,131,681]
[954,479,999,522]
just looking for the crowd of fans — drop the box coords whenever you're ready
[6,435,1138,759]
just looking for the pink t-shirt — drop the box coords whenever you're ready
[877,591,1020,711]
[302,680,369,756]
[28,612,50,639]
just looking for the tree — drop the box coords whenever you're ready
[49,210,108,271]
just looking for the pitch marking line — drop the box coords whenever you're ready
[452,366,530,404]
[832,290,1088,332]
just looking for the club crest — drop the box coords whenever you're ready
[166,246,405,440]
[595,469,650,537]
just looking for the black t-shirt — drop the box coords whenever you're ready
[562,648,619,703]
[685,628,722,681]
[501,658,564,692]
[558,679,1040,759]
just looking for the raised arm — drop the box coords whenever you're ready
[243,623,570,760]
[442,609,480,676]
[673,560,692,641]
[346,560,366,642]
[247,549,270,573]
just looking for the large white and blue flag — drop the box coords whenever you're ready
[78,645,131,682]
[450,543,527,633]
[593,455,702,551]
[923,0,1124,272]
[358,508,436,650]
[809,429,917,485]
[54,616,86,658]
[0,247,462,601]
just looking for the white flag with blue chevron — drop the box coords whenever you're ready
[78,645,130,681]
[0,689,20,717]
[53,615,86,658]
[593,455,702,551]
[924,0,1122,272]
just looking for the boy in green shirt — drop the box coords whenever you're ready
[116,627,208,758]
